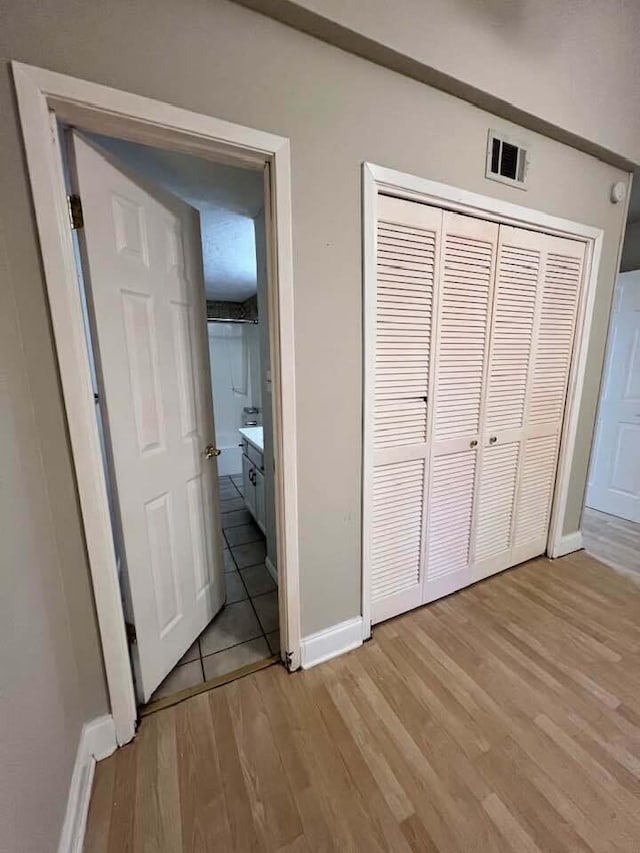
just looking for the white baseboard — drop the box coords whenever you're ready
[265,555,278,585]
[58,715,117,853]
[301,616,363,669]
[551,530,584,558]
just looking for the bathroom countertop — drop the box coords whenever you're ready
[238,426,264,453]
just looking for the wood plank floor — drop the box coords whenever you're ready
[583,506,640,577]
[85,553,640,852]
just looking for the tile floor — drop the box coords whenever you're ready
[148,474,279,704]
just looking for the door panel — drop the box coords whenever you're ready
[587,272,640,521]
[433,214,497,442]
[480,227,584,574]
[424,212,499,602]
[70,132,225,701]
[368,195,441,624]
[424,449,477,602]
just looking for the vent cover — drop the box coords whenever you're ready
[486,130,529,189]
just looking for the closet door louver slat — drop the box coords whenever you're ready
[529,250,583,427]
[367,195,441,624]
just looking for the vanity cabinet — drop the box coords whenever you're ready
[241,436,266,533]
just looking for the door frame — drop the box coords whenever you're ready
[12,61,302,745]
[362,161,605,639]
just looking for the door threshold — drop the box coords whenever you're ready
[139,654,279,717]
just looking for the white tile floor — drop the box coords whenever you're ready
[149,475,278,704]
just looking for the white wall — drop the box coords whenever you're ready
[245,0,640,166]
[208,322,261,475]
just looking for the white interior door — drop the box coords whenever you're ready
[70,132,225,702]
[586,271,640,522]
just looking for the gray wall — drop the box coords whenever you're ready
[0,219,106,850]
[246,0,640,165]
[0,0,631,849]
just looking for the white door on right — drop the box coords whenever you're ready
[586,271,640,522]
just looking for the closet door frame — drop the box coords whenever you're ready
[362,162,604,639]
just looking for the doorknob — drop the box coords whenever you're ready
[204,444,221,459]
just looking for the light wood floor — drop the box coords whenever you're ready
[583,506,640,576]
[85,553,640,852]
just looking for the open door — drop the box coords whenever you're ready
[586,271,640,523]
[69,132,225,701]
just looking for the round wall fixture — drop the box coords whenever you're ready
[611,181,627,204]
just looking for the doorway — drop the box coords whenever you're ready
[63,131,282,707]
[13,62,300,744]
[582,177,640,577]
[582,276,640,577]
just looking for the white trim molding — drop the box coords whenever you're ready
[550,531,584,558]
[301,617,364,669]
[58,716,117,853]
[12,61,302,745]
[362,161,604,638]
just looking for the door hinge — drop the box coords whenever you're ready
[125,621,137,645]
[67,194,84,230]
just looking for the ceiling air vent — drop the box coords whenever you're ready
[486,130,529,190]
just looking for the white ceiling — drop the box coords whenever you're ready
[88,133,264,301]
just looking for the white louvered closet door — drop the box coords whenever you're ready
[423,212,499,604]
[510,230,585,563]
[473,225,586,578]
[367,195,587,625]
[367,195,442,624]
[472,224,543,579]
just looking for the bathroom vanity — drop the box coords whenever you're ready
[239,426,265,533]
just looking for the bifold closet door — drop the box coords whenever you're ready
[367,196,587,624]
[510,229,585,563]
[470,224,586,580]
[423,212,499,603]
[366,195,442,624]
